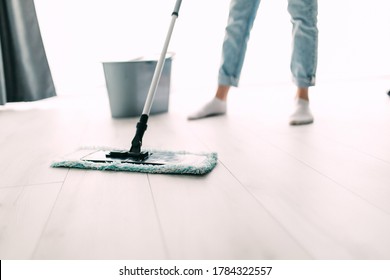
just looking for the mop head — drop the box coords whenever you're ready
[51,146,218,175]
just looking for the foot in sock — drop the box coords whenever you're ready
[187,97,227,120]
[289,98,314,125]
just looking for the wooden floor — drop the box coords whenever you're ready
[1,78,390,260]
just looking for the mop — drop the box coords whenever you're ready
[51,0,217,175]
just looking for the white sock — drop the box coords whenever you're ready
[187,97,227,120]
[289,98,314,125]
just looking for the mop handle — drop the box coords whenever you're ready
[172,0,182,16]
[142,0,182,115]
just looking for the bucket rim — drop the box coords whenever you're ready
[102,52,175,64]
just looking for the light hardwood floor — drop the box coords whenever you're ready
[1,78,390,259]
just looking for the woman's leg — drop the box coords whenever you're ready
[287,0,318,125]
[188,0,261,120]
[218,0,261,88]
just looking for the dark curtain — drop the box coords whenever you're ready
[0,0,56,105]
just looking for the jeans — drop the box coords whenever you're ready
[218,0,318,88]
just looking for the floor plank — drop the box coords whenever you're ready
[0,100,86,188]
[149,169,310,259]
[187,115,390,259]
[312,80,390,164]
[33,170,167,259]
[250,126,390,215]
[144,114,309,259]
[0,183,62,259]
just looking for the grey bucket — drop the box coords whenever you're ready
[103,56,172,118]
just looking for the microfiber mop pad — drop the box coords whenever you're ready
[51,146,218,175]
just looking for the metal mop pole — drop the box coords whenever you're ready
[109,0,182,159]
[142,0,182,115]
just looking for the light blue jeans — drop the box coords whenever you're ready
[218,0,318,88]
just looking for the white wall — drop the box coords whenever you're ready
[35,0,390,95]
